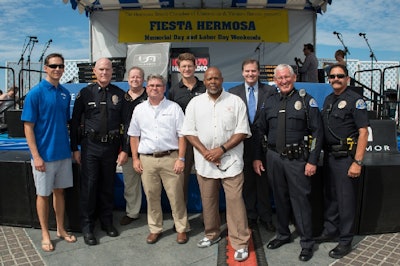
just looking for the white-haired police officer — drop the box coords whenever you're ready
[70,58,125,246]
[253,64,323,262]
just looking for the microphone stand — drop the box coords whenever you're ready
[360,33,378,93]
[334,32,350,61]
[26,40,37,90]
[18,40,29,66]
[39,40,52,81]
[254,41,263,63]
[18,37,34,98]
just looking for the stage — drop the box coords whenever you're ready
[1,83,400,235]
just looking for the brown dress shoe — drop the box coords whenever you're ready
[146,233,161,244]
[176,232,188,244]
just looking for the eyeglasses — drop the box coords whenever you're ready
[328,74,346,79]
[216,155,237,171]
[47,64,65,69]
[217,160,237,171]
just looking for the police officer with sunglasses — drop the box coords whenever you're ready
[316,64,369,259]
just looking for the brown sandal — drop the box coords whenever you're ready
[57,233,77,243]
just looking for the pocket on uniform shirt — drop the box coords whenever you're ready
[288,112,306,129]
[332,108,350,121]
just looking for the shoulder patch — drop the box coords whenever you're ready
[309,98,318,108]
[355,99,367,109]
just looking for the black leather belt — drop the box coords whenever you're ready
[326,144,347,152]
[142,150,177,158]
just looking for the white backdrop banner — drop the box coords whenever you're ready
[91,10,315,82]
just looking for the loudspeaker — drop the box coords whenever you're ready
[64,162,81,232]
[311,165,324,236]
[348,86,363,97]
[318,69,325,83]
[5,109,25,138]
[368,119,398,153]
[355,153,400,234]
[0,151,34,227]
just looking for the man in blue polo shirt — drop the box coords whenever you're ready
[22,53,76,252]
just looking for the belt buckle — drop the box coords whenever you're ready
[100,135,108,143]
[153,152,162,158]
[153,151,171,158]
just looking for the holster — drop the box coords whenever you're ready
[330,143,348,158]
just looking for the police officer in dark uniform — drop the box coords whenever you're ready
[70,58,126,246]
[316,64,369,259]
[253,64,323,262]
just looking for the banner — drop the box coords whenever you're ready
[124,43,171,80]
[119,9,288,43]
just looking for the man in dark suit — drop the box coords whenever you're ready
[229,59,276,232]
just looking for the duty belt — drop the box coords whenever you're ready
[85,130,120,143]
[267,143,309,160]
[142,150,177,158]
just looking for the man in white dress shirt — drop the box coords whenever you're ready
[127,74,189,245]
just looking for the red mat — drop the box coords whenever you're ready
[226,234,258,265]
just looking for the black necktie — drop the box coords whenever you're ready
[276,96,287,153]
[99,87,107,136]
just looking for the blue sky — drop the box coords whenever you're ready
[0,0,399,89]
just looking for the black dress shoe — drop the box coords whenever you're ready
[101,225,119,237]
[267,238,291,249]
[247,218,257,228]
[314,234,338,243]
[119,215,138,226]
[83,233,97,246]
[299,248,313,261]
[259,220,276,232]
[329,244,352,259]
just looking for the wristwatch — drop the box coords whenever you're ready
[354,159,364,166]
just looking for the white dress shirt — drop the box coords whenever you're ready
[127,97,184,154]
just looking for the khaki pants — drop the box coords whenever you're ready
[121,157,142,219]
[140,152,188,233]
[197,172,250,250]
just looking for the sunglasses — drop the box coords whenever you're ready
[47,64,65,69]
[328,74,346,79]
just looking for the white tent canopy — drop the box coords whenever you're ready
[65,0,331,14]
